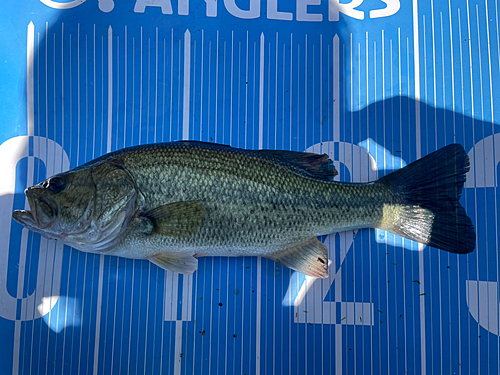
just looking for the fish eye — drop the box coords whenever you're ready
[48,177,65,193]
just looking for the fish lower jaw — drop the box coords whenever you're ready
[12,209,43,232]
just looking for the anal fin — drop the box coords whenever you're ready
[149,252,198,274]
[265,238,329,278]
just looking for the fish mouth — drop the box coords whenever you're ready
[12,188,56,230]
[12,209,38,229]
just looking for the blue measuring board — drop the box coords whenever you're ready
[1,0,499,374]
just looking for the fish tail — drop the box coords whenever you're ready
[376,144,475,254]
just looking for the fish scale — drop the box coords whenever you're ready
[12,141,476,278]
[114,143,387,255]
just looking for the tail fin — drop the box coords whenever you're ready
[377,144,476,254]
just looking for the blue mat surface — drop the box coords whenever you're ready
[1,0,499,374]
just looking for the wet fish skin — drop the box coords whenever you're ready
[113,143,385,249]
[12,141,475,278]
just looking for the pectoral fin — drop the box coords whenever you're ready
[142,201,206,237]
[264,238,329,278]
[149,252,198,274]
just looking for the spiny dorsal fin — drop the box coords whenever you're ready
[264,237,329,278]
[256,150,337,181]
[142,201,206,237]
[149,252,198,274]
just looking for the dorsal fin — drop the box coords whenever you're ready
[256,150,337,181]
[172,140,337,181]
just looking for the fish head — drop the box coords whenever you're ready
[13,169,95,238]
[12,162,138,252]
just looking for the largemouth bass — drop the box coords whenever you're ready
[12,141,476,278]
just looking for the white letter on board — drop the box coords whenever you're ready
[134,0,173,14]
[178,0,188,15]
[204,0,217,17]
[268,0,293,20]
[329,0,364,21]
[297,0,323,22]
[224,0,260,19]
[370,0,400,18]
